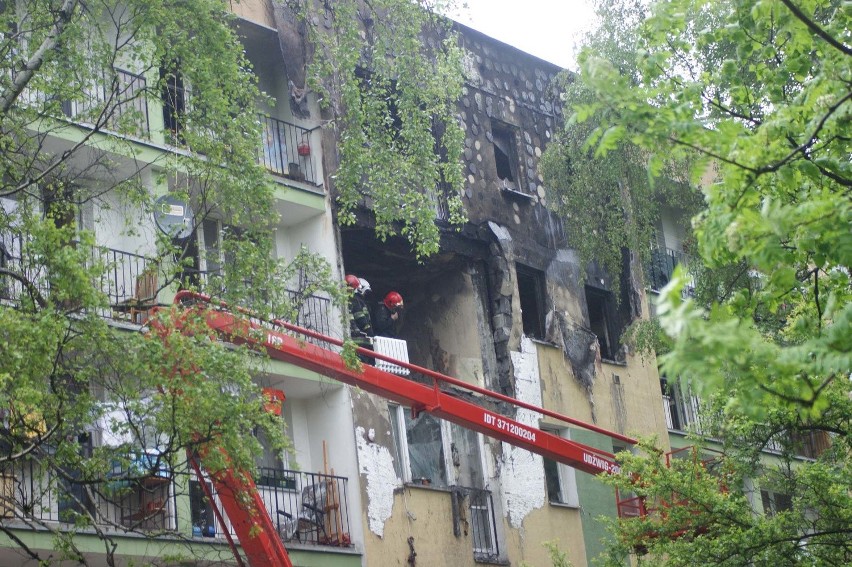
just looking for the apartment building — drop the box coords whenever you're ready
[1,1,364,565]
[1,2,678,566]
[331,20,670,567]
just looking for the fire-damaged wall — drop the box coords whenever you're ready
[339,22,669,567]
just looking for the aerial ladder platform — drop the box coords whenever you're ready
[165,291,638,567]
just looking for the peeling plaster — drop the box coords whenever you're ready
[500,336,546,528]
[355,426,397,537]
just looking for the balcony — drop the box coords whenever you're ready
[191,467,354,548]
[60,67,151,137]
[1,236,333,336]
[647,246,695,296]
[0,448,178,533]
[258,115,321,187]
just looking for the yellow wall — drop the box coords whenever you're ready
[228,0,276,28]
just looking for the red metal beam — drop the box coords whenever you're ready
[202,307,625,476]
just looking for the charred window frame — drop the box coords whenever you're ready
[517,264,546,340]
[491,120,522,191]
[584,285,622,361]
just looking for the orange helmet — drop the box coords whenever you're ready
[383,291,404,310]
[345,274,360,290]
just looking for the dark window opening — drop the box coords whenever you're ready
[761,489,792,516]
[491,121,520,189]
[160,66,185,144]
[585,286,621,361]
[517,264,546,340]
[543,457,563,503]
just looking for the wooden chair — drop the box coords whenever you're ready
[128,270,158,324]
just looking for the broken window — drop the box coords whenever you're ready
[491,121,521,191]
[389,405,448,488]
[389,405,488,491]
[542,428,579,506]
[517,264,547,340]
[584,286,622,361]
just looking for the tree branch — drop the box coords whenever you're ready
[778,0,852,56]
[0,0,80,114]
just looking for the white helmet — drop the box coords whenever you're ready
[357,277,371,295]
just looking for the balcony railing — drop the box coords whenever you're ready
[60,68,150,137]
[661,387,706,435]
[192,467,353,548]
[258,115,321,186]
[2,235,333,334]
[0,450,178,533]
[648,246,695,296]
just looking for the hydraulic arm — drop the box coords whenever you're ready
[167,291,637,566]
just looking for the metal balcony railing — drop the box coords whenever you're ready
[2,235,333,334]
[648,246,695,296]
[0,450,178,533]
[59,68,150,137]
[191,467,353,548]
[283,289,333,341]
[258,115,321,186]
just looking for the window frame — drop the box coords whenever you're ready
[516,263,547,340]
[541,427,579,507]
[490,120,523,191]
[584,285,621,361]
[388,404,488,490]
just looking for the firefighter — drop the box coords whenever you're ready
[346,274,373,339]
[374,291,404,337]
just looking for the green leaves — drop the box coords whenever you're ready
[568,1,851,561]
[296,0,466,259]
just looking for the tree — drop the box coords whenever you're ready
[541,1,704,296]
[552,0,850,564]
[0,1,347,563]
[280,0,467,259]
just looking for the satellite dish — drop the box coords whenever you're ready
[153,195,194,240]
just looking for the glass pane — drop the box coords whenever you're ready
[388,405,404,480]
[543,457,562,503]
[451,423,483,489]
[404,412,446,488]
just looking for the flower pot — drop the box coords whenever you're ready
[297,142,311,156]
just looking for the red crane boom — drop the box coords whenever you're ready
[168,291,637,566]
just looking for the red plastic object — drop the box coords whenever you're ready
[262,387,286,416]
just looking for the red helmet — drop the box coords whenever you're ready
[383,291,404,310]
[345,274,360,290]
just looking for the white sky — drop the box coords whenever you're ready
[447,0,598,70]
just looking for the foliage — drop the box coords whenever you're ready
[571,0,851,564]
[288,0,467,259]
[600,379,851,566]
[541,1,703,294]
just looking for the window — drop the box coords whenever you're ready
[491,121,521,190]
[389,405,499,559]
[161,66,186,143]
[542,429,579,506]
[585,286,621,361]
[761,489,792,516]
[388,405,488,490]
[517,264,546,340]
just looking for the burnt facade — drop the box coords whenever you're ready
[339,25,669,567]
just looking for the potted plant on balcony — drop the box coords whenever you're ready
[297,140,311,156]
